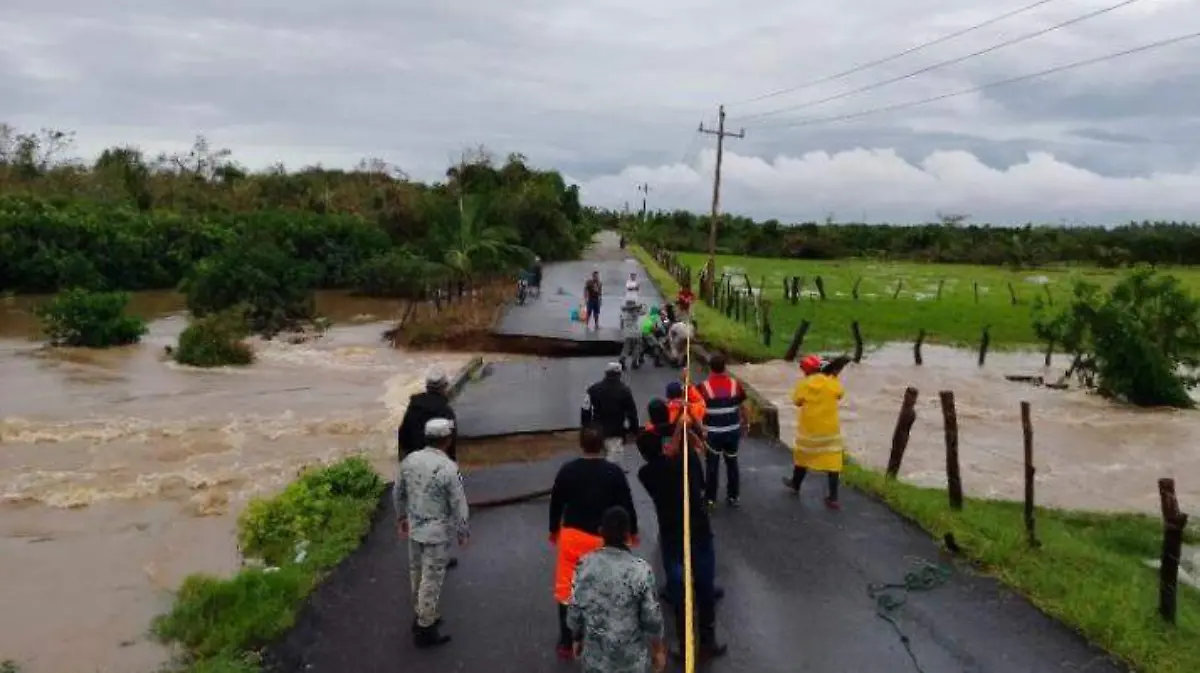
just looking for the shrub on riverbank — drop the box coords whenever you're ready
[174,309,254,368]
[844,462,1200,673]
[34,288,148,348]
[151,456,384,671]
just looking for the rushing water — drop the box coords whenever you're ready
[736,344,1200,516]
[0,291,477,673]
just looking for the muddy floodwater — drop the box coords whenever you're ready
[0,291,478,673]
[736,344,1200,515]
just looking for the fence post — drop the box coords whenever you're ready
[1021,401,1040,548]
[940,391,964,511]
[914,328,926,366]
[978,326,990,367]
[973,281,979,304]
[1007,282,1019,306]
[762,300,772,346]
[1158,478,1189,624]
[936,279,945,300]
[791,276,800,305]
[1044,339,1054,368]
[784,320,811,362]
[892,278,903,300]
[852,277,862,300]
[887,387,919,479]
[851,321,864,363]
[815,276,827,300]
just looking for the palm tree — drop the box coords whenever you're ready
[442,194,532,282]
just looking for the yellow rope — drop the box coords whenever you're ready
[681,319,696,673]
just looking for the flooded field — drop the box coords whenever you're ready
[736,344,1200,515]
[0,291,477,673]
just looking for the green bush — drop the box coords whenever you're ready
[1033,268,1200,407]
[34,288,148,347]
[152,457,384,670]
[180,241,319,338]
[174,309,254,368]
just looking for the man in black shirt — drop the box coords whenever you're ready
[636,399,727,661]
[580,362,639,470]
[397,367,460,568]
[548,426,639,660]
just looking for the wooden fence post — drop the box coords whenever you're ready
[1008,282,1019,306]
[851,321,864,363]
[852,277,862,300]
[978,326,990,367]
[790,276,800,305]
[940,391,964,511]
[892,278,903,300]
[936,279,945,300]
[762,300,772,346]
[1043,285,1053,306]
[1021,401,1040,548]
[914,328,926,366]
[784,320,811,362]
[1158,478,1189,624]
[815,276,827,300]
[973,281,979,304]
[887,387,919,479]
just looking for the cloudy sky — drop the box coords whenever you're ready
[2,0,1199,224]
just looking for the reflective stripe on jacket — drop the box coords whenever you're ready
[700,374,745,437]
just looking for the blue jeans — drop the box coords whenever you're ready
[663,538,717,607]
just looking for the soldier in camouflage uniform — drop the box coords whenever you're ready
[567,506,667,673]
[394,417,469,648]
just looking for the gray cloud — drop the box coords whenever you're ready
[2,0,1198,223]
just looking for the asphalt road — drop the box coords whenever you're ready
[264,232,1125,673]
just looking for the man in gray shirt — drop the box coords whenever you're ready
[394,417,470,648]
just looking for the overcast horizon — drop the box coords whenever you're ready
[3,0,1199,226]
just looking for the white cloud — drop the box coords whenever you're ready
[576,148,1200,224]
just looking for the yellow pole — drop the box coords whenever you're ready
[681,323,696,673]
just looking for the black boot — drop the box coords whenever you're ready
[414,622,451,648]
[411,616,443,633]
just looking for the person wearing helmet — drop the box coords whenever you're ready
[783,354,846,509]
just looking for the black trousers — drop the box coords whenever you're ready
[704,434,740,501]
[790,466,840,500]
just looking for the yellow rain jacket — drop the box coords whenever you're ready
[790,372,845,473]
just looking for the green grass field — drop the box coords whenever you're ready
[668,251,1200,356]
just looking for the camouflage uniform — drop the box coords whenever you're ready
[566,546,664,673]
[394,445,469,629]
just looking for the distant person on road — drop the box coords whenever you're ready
[676,283,695,317]
[625,271,641,304]
[396,367,461,568]
[580,362,639,467]
[394,418,469,648]
[550,427,640,661]
[635,400,728,661]
[666,320,693,366]
[531,255,543,291]
[584,269,603,330]
[566,506,666,673]
[698,353,749,508]
[783,354,846,510]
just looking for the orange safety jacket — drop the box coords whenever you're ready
[667,386,707,426]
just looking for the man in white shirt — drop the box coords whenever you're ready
[625,272,641,304]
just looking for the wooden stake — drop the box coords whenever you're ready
[791,276,800,305]
[1007,282,1019,306]
[1158,478,1189,624]
[1021,401,1040,548]
[978,326,990,367]
[851,321,864,363]
[940,391,964,510]
[914,329,926,366]
[887,387,919,479]
[892,278,903,299]
[784,320,811,362]
[973,281,979,304]
[936,279,945,300]
[815,275,827,300]
[852,277,862,300]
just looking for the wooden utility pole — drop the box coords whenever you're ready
[698,105,744,298]
[637,182,651,220]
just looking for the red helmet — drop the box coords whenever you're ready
[799,355,822,374]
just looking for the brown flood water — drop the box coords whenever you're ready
[735,344,1200,515]
[0,291,479,673]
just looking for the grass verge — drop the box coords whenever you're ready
[844,461,1200,673]
[151,456,386,672]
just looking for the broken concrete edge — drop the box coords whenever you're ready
[448,356,485,399]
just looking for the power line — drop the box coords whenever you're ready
[726,0,1068,108]
[751,30,1200,131]
[736,0,1142,124]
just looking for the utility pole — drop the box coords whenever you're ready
[698,105,744,298]
[637,182,651,220]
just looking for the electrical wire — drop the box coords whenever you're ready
[726,0,1068,108]
[735,0,1143,123]
[748,29,1200,131]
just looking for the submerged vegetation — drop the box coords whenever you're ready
[34,288,148,348]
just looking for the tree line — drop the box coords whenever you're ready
[0,124,601,296]
[619,208,1200,268]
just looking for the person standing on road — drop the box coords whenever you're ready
[635,401,728,661]
[394,418,469,648]
[396,367,461,568]
[698,353,749,508]
[580,362,639,467]
[783,355,846,510]
[549,427,640,660]
[584,269,603,330]
[566,506,667,673]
